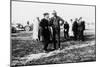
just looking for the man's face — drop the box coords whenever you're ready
[52,13,57,17]
[45,15,49,19]
[75,18,78,21]
[65,22,67,24]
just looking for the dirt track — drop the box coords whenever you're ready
[11,29,96,66]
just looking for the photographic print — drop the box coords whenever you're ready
[11,0,96,67]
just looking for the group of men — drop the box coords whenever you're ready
[72,17,85,41]
[63,17,85,41]
[38,10,85,52]
[39,10,64,52]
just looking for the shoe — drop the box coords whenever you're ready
[49,49,56,51]
[58,48,61,50]
[43,50,49,53]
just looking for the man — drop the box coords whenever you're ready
[77,17,85,41]
[64,21,69,39]
[72,18,78,40]
[26,21,29,26]
[50,10,64,50]
[39,13,50,51]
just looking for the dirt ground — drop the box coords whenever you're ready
[11,28,96,67]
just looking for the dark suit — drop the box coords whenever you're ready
[64,23,69,39]
[72,21,78,40]
[40,18,50,51]
[77,21,85,41]
[50,16,64,49]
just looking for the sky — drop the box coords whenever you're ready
[12,1,95,25]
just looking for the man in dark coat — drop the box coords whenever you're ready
[64,21,69,39]
[50,10,64,50]
[72,18,78,40]
[77,17,85,41]
[39,13,50,51]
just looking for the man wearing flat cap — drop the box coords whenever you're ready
[39,13,51,51]
[50,10,64,50]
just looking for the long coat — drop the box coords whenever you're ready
[39,18,50,40]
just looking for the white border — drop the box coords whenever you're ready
[0,0,98,67]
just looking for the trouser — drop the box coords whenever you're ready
[38,28,44,41]
[43,30,50,51]
[43,39,49,51]
[78,30,84,41]
[52,28,60,49]
[64,29,69,39]
[73,31,78,40]
[38,29,40,41]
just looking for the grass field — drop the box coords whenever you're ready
[11,28,96,67]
